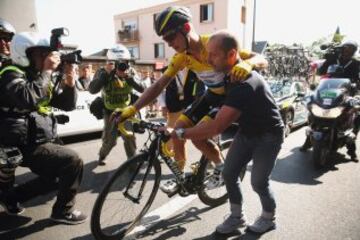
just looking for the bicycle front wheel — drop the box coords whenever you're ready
[197,139,246,207]
[91,153,161,240]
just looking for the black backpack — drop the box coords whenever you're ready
[89,96,104,120]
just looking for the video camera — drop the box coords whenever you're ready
[50,28,82,64]
[320,43,343,61]
[116,61,129,71]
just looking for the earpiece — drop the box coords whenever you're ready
[183,23,191,33]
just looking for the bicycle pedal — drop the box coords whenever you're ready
[166,189,179,198]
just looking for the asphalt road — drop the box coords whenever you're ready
[1,125,360,240]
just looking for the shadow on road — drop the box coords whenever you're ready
[72,206,215,240]
[0,212,32,231]
[0,218,57,239]
[192,229,265,240]
[135,206,210,240]
[270,146,354,185]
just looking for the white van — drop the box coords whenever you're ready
[55,91,103,137]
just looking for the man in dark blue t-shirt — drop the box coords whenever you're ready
[169,31,284,234]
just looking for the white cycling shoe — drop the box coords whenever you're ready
[205,168,224,190]
[160,178,179,194]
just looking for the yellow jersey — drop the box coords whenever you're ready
[164,34,252,95]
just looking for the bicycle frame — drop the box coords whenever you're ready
[121,119,224,200]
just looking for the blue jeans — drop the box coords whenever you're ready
[223,130,283,214]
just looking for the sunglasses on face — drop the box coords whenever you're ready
[0,35,13,42]
[162,31,178,43]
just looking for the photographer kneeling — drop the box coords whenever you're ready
[0,32,87,224]
[89,51,144,166]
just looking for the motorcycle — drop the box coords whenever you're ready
[305,74,359,168]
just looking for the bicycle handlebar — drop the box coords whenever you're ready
[117,117,140,137]
[116,117,167,137]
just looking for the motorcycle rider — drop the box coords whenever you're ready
[318,40,360,83]
[0,32,87,224]
[300,40,359,162]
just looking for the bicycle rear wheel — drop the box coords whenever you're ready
[91,153,161,240]
[197,139,246,206]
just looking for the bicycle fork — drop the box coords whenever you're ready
[123,156,152,204]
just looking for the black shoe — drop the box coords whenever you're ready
[98,157,107,166]
[0,194,25,215]
[51,209,87,225]
[348,152,359,162]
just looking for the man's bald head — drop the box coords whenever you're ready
[209,31,239,55]
[207,31,240,73]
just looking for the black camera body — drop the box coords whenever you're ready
[116,61,129,71]
[50,28,82,64]
[320,43,343,61]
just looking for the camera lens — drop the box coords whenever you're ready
[117,62,128,71]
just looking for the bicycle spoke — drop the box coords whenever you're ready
[92,155,161,239]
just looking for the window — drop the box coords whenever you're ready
[241,6,246,24]
[153,13,159,30]
[154,43,165,58]
[127,46,139,59]
[122,19,137,31]
[200,3,214,22]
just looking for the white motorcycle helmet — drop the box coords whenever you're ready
[10,32,51,67]
[107,44,131,60]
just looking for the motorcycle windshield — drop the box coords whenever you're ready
[314,78,350,108]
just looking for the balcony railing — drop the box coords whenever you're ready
[118,29,139,42]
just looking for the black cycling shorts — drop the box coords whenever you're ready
[179,90,225,126]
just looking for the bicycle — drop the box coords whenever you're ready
[90,117,245,240]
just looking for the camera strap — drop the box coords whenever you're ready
[342,60,353,70]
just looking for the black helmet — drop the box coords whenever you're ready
[154,6,192,36]
[0,18,16,36]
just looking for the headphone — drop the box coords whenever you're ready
[182,22,191,34]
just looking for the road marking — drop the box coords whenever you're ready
[124,194,198,239]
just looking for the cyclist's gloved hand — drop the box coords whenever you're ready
[230,60,253,82]
[111,105,137,124]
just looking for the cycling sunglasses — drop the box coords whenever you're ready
[162,31,178,43]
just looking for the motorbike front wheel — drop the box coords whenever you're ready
[312,141,330,169]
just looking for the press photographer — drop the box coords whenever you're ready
[88,45,144,166]
[0,18,16,70]
[318,40,360,84]
[0,30,87,224]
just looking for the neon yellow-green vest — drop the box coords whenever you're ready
[102,77,133,111]
[0,65,53,115]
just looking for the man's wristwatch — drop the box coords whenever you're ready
[175,128,185,140]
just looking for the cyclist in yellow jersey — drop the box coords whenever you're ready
[113,6,268,194]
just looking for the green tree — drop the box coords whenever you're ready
[306,37,328,59]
